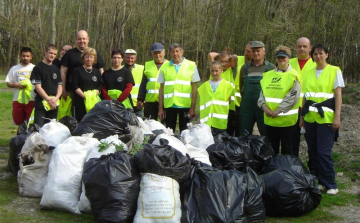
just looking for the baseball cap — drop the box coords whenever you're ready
[125,49,137,55]
[275,51,290,58]
[151,43,164,52]
[251,41,265,48]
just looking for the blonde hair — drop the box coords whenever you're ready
[274,45,291,57]
[81,47,97,64]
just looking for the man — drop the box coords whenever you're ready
[5,47,36,125]
[52,44,72,69]
[123,49,144,116]
[289,37,316,157]
[234,41,253,136]
[158,43,200,132]
[61,30,105,99]
[137,43,167,120]
[239,41,276,136]
[30,44,62,127]
[102,49,134,108]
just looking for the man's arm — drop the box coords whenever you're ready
[188,82,198,118]
[158,83,165,120]
[333,87,342,129]
[7,82,25,89]
[137,73,148,109]
[60,65,68,98]
[208,52,219,65]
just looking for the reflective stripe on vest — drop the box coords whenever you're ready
[302,65,339,124]
[198,79,234,129]
[161,59,195,108]
[235,56,245,107]
[144,60,166,102]
[261,69,299,127]
[130,64,144,105]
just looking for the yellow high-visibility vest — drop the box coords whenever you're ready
[130,64,145,105]
[198,79,234,129]
[302,65,339,124]
[144,60,167,102]
[234,56,245,107]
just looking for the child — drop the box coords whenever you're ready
[208,48,238,135]
[198,61,234,131]
[30,44,63,127]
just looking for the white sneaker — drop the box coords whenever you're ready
[326,188,339,195]
[317,184,325,191]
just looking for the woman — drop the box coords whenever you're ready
[258,45,301,155]
[208,48,238,135]
[300,43,345,196]
[69,47,103,122]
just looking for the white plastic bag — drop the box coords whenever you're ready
[133,173,181,223]
[39,120,71,147]
[152,134,187,156]
[17,132,51,197]
[181,123,214,149]
[185,144,212,166]
[78,135,127,213]
[40,135,99,214]
[137,116,149,131]
[143,119,173,135]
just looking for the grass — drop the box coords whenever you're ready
[0,75,359,222]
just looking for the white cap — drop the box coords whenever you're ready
[125,49,137,55]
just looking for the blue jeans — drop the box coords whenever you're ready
[304,121,337,189]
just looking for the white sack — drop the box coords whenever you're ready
[180,123,214,149]
[143,119,173,135]
[133,173,181,223]
[78,135,126,213]
[152,134,187,156]
[39,120,71,147]
[40,135,99,214]
[185,144,212,166]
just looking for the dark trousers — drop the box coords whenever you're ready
[34,99,58,127]
[239,98,266,136]
[304,121,337,189]
[291,112,301,157]
[226,110,236,136]
[235,106,241,136]
[144,102,159,120]
[164,107,189,133]
[265,125,293,155]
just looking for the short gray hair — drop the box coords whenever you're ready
[169,43,183,51]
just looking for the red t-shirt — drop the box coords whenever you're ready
[298,57,311,70]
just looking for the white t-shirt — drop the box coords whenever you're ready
[315,68,345,89]
[5,63,36,101]
[209,79,221,92]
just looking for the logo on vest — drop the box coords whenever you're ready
[52,73,57,79]
[117,77,123,82]
[271,78,282,83]
[92,76,97,82]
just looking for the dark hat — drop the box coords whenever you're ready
[251,41,265,48]
[151,43,164,52]
[275,51,290,58]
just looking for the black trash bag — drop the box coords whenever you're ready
[150,129,168,144]
[239,166,266,222]
[72,100,139,140]
[261,169,322,217]
[263,154,309,175]
[181,164,248,223]
[118,133,132,144]
[211,128,230,143]
[133,142,191,184]
[240,131,274,173]
[83,151,141,223]
[58,116,78,134]
[8,123,40,173]
[206,136,253,170]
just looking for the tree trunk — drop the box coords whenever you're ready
[50,0,57,44]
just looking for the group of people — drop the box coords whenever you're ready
[5,30,344,196]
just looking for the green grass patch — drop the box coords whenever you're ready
[0,175,18,206]
[0,83,16,147]
[266,208,343,222]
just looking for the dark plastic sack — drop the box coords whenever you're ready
[261,169,321,217]
[133,142,191,184]
[118,133,132,144]
[181,164,248,223]
[240,132,274,173]
[17,121,28,135]
[58,116,78,134]
[263,154,309,174]
[211,128,230,143]
[83,151,141,223]
[72,100,139,140]
[8,134,27,173]
[206,136,253,170]
[240,166,266,222]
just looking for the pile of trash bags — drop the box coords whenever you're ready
[8,100,322,222]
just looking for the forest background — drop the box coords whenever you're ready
[1,0,359,82]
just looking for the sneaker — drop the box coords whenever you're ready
[317,184,325,191]
[326,188,339,195]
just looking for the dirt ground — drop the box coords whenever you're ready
[0,103,360,222]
